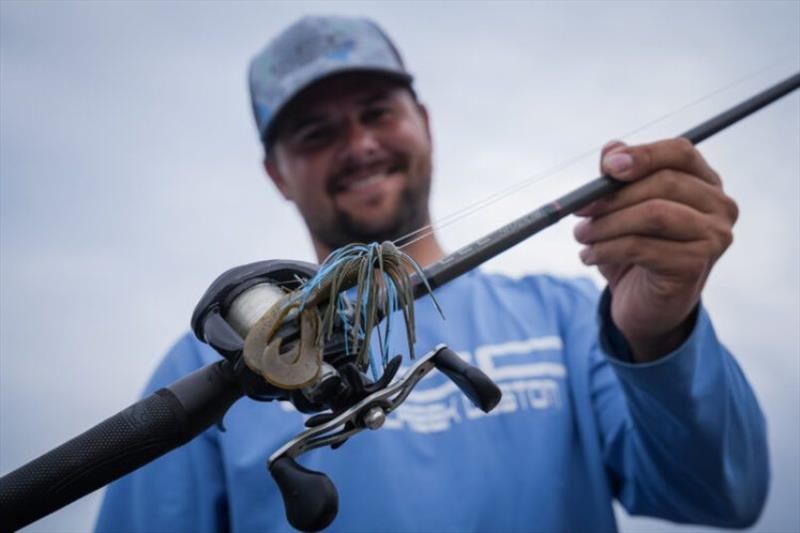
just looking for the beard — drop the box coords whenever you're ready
[309,157,432,252]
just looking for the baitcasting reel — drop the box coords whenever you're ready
[191,260,503,531]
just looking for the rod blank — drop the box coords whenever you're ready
[413,71,800,299]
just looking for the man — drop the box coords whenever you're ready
[97,16,768,532]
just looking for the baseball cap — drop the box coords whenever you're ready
[248,16,413,150]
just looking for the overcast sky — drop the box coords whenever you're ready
[1,1,798,532]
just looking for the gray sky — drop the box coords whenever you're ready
[1,1,798,531]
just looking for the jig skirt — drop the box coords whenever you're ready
[242,241,443,389]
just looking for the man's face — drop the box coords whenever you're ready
[266,73,433,253]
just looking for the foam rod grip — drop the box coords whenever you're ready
[0,361,242,531]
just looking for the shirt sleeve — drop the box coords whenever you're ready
[590,287,770,528]
[94,334,229,533]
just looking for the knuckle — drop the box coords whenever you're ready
[674,137,695,156]
[703,219,733,256]
[675,138,697,166]
[720,227,734,249]
[658,169,681,196]
[714,221,734,250]
[721,194,739,224]
[645,201,671,233]
[708,165,722,183]
[625,236,645,261]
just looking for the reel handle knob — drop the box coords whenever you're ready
[269,456,339,532]
[432,347,502,413]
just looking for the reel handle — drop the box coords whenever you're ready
[432,347,502,413]
[269,456,339,532]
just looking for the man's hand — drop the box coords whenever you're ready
[574,139,739,362]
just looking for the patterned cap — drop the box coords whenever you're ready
[248,16,413,148]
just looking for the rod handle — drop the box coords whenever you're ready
[0,361,242,531]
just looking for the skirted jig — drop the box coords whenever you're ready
[243,241,443,389]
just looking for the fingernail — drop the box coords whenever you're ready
[574,219,590,241]
[602,140,624,153]
[603,152,633,175]
[579,246,592,264]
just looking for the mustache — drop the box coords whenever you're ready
[325,154,408,195]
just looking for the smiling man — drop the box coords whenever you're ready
[96,16,769,532]
[264,72,442,265]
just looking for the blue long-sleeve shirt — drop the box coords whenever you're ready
[96,270,769,532]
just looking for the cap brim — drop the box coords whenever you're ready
[263,66,413,147]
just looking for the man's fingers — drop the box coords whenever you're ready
[578,138,736,276]
[574,200,712,244]
[579,236,714,275]
[575,169,739,223]
[601,138,721,185]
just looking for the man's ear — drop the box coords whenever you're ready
[264,154,292,201]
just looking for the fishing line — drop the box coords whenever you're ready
[392,53,799,251]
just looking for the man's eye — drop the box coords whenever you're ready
[362,106,392,124]
[297,125,334,147]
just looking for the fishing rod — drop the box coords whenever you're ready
[413,71,800,299]
[0,71,797,533]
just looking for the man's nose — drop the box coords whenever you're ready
[342,121,380,160]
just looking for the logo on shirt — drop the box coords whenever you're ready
[384,336,566,433]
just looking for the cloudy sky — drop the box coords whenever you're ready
[1,1,798,531]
